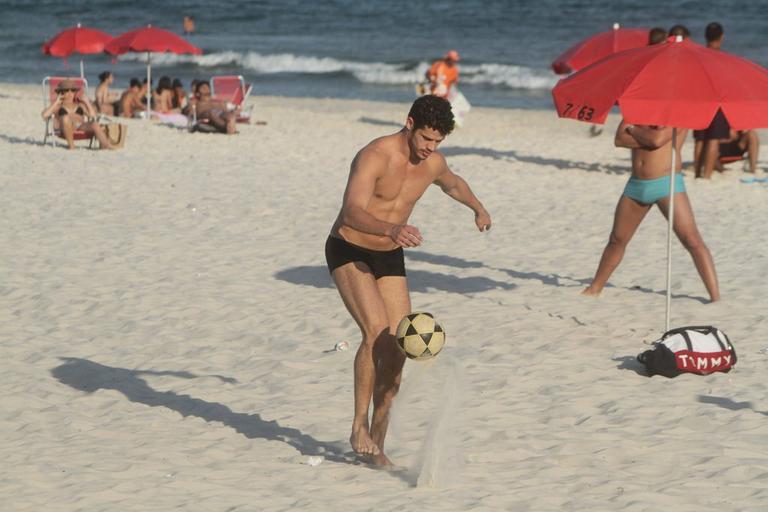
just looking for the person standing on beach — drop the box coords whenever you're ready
[582,121,720,302]
[326,95,491,465]
[425,51,460,98]
[693,22,730,179]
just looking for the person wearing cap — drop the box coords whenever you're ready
[41,79,113,150]
[425,50,460,98]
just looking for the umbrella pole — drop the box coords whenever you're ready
[665,127,678,332]
[80,59,84,79]
[146,51,151,121]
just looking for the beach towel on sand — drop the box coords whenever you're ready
[637,326,736,378]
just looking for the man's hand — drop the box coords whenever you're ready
[389,224,423,247]
[475,208,492,232]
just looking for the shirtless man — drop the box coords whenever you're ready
[582,122,719,301]
[190,81,237,134]
[119,78,146,118]
[326,95,491,466]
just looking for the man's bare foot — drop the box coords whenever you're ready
[370,452,394,468]
[350,425,380,456]
[581,286,601,297]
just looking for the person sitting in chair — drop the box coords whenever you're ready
[718,130,759,173]
[41,79,113,150]
[188,81,238,134]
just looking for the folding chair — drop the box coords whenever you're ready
[42,76,94,147]
[718,139,748,170]
[210,75,254,123]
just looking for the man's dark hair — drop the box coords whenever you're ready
[195,80,210,95]
[648,27,667,45]
[98,71,112,83]
[129,78,141,88]
[408,95,454,135]
[668,24,691,39]
[705,22,724,42]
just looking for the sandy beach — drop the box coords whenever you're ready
[1,82,767,511]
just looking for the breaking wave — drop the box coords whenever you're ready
[119,51,557,90]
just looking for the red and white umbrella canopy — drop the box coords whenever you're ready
[104,26,202,118]
[104,26,201,56]
[551,24,649,75]
[552,37,768,129]
[552,36,768,330]
[43,24,113,56]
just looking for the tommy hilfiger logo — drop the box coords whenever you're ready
[676,351,733,371]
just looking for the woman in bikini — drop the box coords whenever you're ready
[582,121,720,301]
[41,79,113,150]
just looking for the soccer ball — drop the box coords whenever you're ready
[395,312,445,361]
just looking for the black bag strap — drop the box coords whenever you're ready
[716,329,737,363]
[661,325,716,339]
[662,325,734,354]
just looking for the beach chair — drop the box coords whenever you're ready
[718,138,749,170]
[42,76,94,147]
[210,75,253,123]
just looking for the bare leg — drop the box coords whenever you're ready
[675,128,688,172]
[744,130,759,172]
[656,194,720,301]
[59,115,76,150]
[225,112,237,134]
[693,139,703,177]
[331,262,390,457]
[85,122,114,150]
[583,195,651,296]
[700,139,720,179]
[369,276,409,466]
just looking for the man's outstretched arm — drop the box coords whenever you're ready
[434,162,491,231]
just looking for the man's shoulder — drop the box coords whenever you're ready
[361,133,400,156]
[428,149,448,167]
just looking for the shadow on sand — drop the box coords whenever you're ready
[0,133,47,147]
[440,146,630,175]
[51,357,360,465]
[613,355,649,376]
[697,395,768,416]
[274,264,516,293]
[357,116,402,128]
[404,250,708,302]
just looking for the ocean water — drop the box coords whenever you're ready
[2,0,767,109]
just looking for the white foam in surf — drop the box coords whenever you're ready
[388,354,466,488]
[118,51,555,90]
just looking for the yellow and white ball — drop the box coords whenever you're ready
[395,312,445,361]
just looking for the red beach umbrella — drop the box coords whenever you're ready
[105,25,202,118]
[42,23,113,78]
[552,23,649,75]
[552,36,768,329]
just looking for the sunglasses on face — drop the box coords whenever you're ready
[59,88,79,93]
